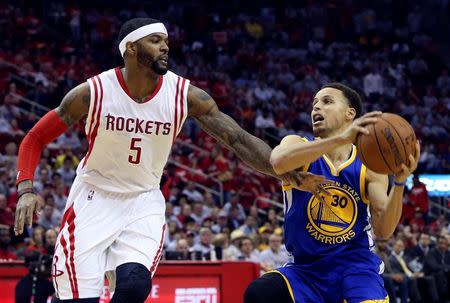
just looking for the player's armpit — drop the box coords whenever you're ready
[187,84,276,177]
[55,82,90,127]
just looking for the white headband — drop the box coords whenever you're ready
[119,23,168,57]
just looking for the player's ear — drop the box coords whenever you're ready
[346,107,356,121]
[125,41,137,56]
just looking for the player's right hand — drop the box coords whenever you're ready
[14,192,40,235]
[340,111,382,144]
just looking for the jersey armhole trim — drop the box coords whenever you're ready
[360,164,369,204]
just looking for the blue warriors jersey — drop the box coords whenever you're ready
[282,136,380,264]
[276,137,388,303]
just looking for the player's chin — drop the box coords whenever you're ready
[312,126,325,137]
[152,62,168,75]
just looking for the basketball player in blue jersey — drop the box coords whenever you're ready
[244,82,421,303]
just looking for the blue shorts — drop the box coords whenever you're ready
[273,262,388,303]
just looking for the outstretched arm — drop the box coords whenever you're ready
[187,85,277,177]
[15,82,90,235]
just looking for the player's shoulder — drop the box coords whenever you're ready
[279,134,311,145]
[165,70,189,82]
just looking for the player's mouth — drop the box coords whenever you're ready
[158,55,168,65]
[312,114,325,126]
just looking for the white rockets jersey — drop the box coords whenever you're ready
[76,67,189,193]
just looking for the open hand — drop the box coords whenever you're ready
[14,192,40,235]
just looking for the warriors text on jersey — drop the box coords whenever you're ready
[77,67,189,193]
[282,136,379,264]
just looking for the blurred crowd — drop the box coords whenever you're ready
[0,0,450,302]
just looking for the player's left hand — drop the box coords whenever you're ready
[394,140,420,183]
[280,170,332,198]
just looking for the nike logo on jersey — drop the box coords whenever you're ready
[105,114,171,135]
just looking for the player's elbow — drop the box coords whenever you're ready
[270,148,288,175]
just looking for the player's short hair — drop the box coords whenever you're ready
[321,82,363,118]
[118,18,162,42]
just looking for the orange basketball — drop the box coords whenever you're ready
[356,113,416,175]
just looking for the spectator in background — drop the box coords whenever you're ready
[375,239,400,303]
[182,181,203,203]
[212,233,229,260]
[0,194,14,226]
[191,201,206,226]
[259,234,290,272]
[166,238,191,261]
[191,228,216,261]
[56,129,81,150]
[38,204,60,230]
[44,229,57,255]
[15,251,54,303]
[363,66,384,100]
[54,148,80,169]
[211,210,232,234]
[425,235,450,301]
[222,191,246,221]
[25,226,46,256]
[53,182,67,213]
[56,156,76,187]
[229,205,244,230]
[409,207,426,231]
[239,215,258,236]
[237,237,260,262]
[436,68,450,91]
[407,233,431,271]
[409,175,430,216]
[0,224,17,260]
[33,169,51,194]
[0,94,21,121]
[390,239,423,303]
[224,229,245,260]
[177,204,194,225]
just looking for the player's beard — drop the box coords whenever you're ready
[136,45,168,75]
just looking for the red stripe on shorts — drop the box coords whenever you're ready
[60,234,75,297]
[150,224,166,274]
[66,207,79,298]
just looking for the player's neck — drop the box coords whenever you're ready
[121,67,160,102]
[325,144,353,166]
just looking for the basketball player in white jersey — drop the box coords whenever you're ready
[14,18,326,303]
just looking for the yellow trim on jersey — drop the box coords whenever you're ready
[281,137,310,191]
[360,164,369,204]
[322,145,357,176]
[343,295,389,303]
[265,270,295,303]
[282,184,293,191]
[360,295,390,303]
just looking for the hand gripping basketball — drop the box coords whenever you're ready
[340,111,382,144]
[393,140,421,183]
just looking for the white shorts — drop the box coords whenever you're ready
[52,177,166,300]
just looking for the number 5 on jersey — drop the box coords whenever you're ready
[129,138,142,164]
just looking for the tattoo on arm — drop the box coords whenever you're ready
[55,82,90,127]
[188,85,277,177]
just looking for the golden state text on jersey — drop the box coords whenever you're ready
[282,137,377,264]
